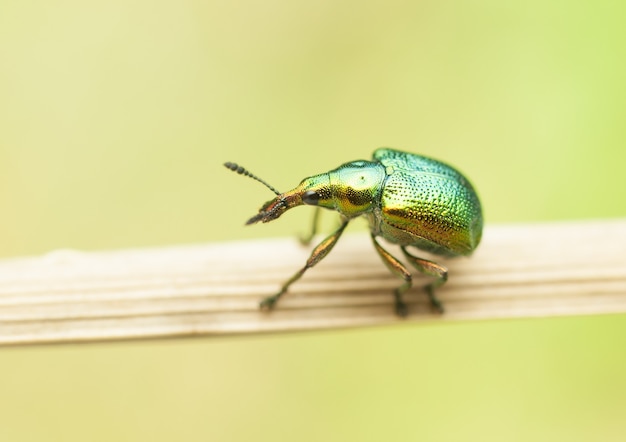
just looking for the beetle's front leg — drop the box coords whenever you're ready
[370,235,412,317]
[260,219,349,311]
[401,247,447,313]
[299,207,321,246]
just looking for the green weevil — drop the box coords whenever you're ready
[224,147,483,317]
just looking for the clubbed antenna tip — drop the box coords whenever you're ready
[223,162,281,196]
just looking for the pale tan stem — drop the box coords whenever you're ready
[0,219,624,346]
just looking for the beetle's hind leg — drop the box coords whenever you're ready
[401,247,447,313]
[370,235,412,317]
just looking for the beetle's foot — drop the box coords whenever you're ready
[259,295,279,311]
[298,234,313,247]
[430,300,445,314]
[426,287,445,314]
[394,300,409,318]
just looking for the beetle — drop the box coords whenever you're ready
[224,147,483,316]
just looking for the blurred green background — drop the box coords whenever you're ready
[1,1,625,441]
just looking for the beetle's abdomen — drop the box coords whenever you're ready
[379,169,483,256]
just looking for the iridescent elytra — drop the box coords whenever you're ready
[224,148,483,317]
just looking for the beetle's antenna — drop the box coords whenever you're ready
[224,162,281,195]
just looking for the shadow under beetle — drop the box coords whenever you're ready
[224,148,483,317]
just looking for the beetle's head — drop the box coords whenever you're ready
[242,173,332,225]
[224,159,385,224]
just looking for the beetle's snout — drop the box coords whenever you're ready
[246,198,286,224]
[245,188,304,225]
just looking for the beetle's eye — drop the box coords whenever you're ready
[302,190,320,205]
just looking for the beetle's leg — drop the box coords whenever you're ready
[370,235,412,317]
[299,207,321,246]
[260,219,349,311]
[401,247,447,313]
